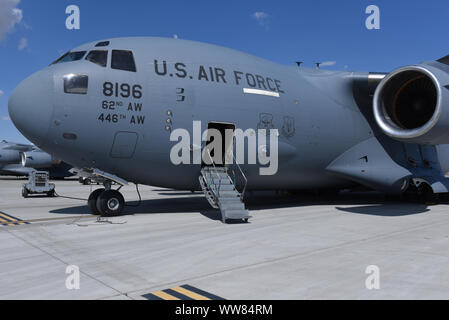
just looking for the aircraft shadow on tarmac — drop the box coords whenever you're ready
[50,195,210,215]
[245,193,431,217]
[334,205,430,217]
[49,191,431,220]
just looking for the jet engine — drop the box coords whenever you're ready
[0,150,21,164]
[373,64,449,145]
[21,151,59,168]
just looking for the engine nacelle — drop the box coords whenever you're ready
[0,150,21,164]
[21,151,59,168]
[373,65,449,145]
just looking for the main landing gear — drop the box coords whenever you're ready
[88,181,125,217]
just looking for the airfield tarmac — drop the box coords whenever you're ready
[0,177,449,300]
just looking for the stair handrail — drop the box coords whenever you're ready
[232,153,248,201]
[206,149,222,198]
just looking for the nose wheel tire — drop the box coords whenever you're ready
[418,183,438,203]
[96,190,125,217]
[88,188,105,215]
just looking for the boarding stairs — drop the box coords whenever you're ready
[199,155,250,223]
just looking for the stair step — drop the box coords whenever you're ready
[202,170,227,175]
[206,168,226,173]
[209,178,231,184]
[210,188,234,195]
[202,170,228,177]
[223,209,250,220]
[216,173,229,178]
[204,179,231,186]
[218,191,240,198]
[220,202,245,210]
[216,184,235,191]
[218,197,242,203]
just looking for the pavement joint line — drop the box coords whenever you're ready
[0,215,99,227]
[125,214,449,298]
[401,249,449,260]
[5,227,130,298]
[98,293,132,300]
[0,253,50,265]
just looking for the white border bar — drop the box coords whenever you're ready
[243,88,280,98]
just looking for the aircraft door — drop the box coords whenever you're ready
[203,122,236,167]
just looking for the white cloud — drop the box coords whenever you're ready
[18,37,27,50]
[0,89,4,97]
[320,61,337,67]
[251,11,270,26]
[0,0,23,41]
[252,12,269,20]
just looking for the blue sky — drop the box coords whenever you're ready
[1,0,448,143]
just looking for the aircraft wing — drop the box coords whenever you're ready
[0,164,35,176]
[0,141,34,152]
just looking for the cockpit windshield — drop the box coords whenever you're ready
[51,51,87,65]
[85,50,108,67]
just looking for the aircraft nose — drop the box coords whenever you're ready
[8,70,54,147]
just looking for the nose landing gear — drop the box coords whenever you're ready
[83,169,129,217]
[97,190,125,216]
[87,188,104,215]
[88,187,125,217]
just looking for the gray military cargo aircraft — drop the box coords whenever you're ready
[0,140,73,178]
[7,37,449,221]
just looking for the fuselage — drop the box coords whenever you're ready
[9,37,374,190]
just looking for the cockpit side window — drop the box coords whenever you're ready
[85,50,108,67]
[51,51,87,65]
[111,50,136,72]
[64,74,88,94]
[95,41,110,47]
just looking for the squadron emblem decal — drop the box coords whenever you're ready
[258,113,275,131]
[282,116,296,138]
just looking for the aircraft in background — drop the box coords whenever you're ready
[0,140,73,179]
[8,37,449,222]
